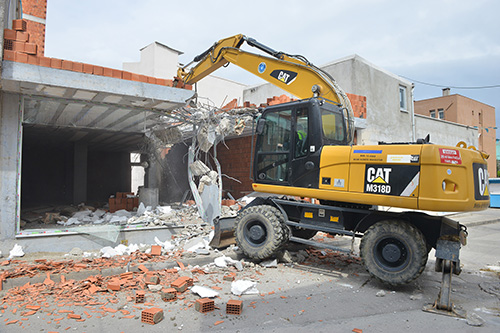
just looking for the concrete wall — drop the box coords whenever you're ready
[414,114,478,147]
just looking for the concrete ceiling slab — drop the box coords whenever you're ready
[2,61,196,152]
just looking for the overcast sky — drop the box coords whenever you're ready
[45,0,500,138]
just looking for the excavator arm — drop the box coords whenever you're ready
[177,34,355,144]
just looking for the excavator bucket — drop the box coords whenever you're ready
[209,217,237,248]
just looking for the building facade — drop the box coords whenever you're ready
[415,89,496,176]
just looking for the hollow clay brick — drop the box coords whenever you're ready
[50,58,62,69]
[226,300,243,315]
[4,29,16,40]
[195,298,215,313]
[3,49,15,61]
[12,19,27,31]
[141,307,163,325]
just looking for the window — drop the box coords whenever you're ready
[295,108,309,158]
[399,86,407,111]
[430,110,436,118]
[438,108,444,120]
[321,108,345,143]
[255,109,292,182]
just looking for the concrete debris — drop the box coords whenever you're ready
[214,255,243,271]
[189,160,211,177]
[8,244,24,259]
[191,285,219,298]
[183,236,209,252]
[376,290,386,297]
[68,247,84,257]
[100,244,140,258]
[409,293,423,300]
[231,280,259,296]
[466,312,485,327]
[260,259,278,268]
[154,236,175,252]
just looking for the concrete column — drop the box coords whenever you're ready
[0,92,21,240]
[73,142,88,204]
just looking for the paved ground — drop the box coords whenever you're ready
[0,209,499,332]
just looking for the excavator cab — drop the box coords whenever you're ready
[254,98,347,188]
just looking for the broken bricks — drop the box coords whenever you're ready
[141,307,164,325]
[145,271,160,285]
[171,277,189,292]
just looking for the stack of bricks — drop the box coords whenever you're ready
[346,93,367,119]
[3,19,38,64]
[108,192,139,213]
[2,19,192,90]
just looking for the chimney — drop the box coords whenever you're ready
[19,0,47,57]
[442,88,450,96]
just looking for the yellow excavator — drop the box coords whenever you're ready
[177,34,489,316]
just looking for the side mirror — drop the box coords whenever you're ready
[256,118,266,135]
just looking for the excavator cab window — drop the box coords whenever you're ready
[321,106,346,144]
[255,109,292,182]
[295,108,309,158]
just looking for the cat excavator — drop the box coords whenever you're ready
[176,34,490,316]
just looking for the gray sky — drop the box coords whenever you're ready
[45,0,500,137]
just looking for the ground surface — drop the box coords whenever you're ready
[1,221,499,332]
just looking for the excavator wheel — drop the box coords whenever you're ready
[234,205,289,260]
[360,220,428,286]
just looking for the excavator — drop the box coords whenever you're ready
[176,34,490,316]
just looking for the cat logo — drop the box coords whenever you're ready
[473,163,489,200]
[366,167,392,184]
[270,69,298,85]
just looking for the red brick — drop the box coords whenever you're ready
[137,264,148,272]
[141,307,163,325]
[73,62,83,72]
[93,65,104,75]
[27,55,38,65]
[12,40,25,52]
[161,288,177,302]
[23,43,37,55]
[38,56,51,67]
[150,245,161,256]
[16,31,29,42]
[103,67,113,77]
[135,290,145,303]
[107,282,120,291]
[4,29,16,40]
[147,76,155,84]
[195,298,215,313]
[3,38,14,50]
[83,63,93,74]
[138,74,148,83]
[185,84,193,90]
[145,273,159,285]
[122,71,132,80]
[68,314,81,320]
[12,19,27,31]
[61,60,73,70]
[171,278,188,293]
[112,69,122,79]
[15,51,28,63]
[50,58,62,69]
[226,300,243,315]
[3,49,15,61]
[131,73,140,82]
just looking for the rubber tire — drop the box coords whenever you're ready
[235,205,288,260]
[291,227,318,239]
[360,220,428,286]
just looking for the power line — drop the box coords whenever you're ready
[400,76,500,90]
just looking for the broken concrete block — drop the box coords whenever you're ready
[189,160,210,176]
[191,285,219,298]
[231,280,258,296]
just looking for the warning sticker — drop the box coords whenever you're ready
[439,148,462,165]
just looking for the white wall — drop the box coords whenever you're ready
[123,42,181,79]
[415,114,478,147]
[195,76,246,108]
